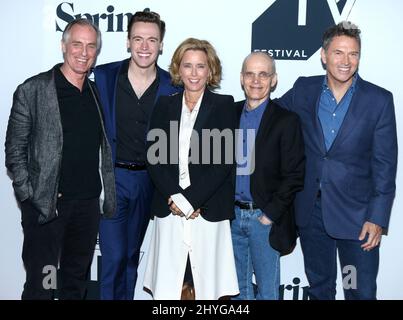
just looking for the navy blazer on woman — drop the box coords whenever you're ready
[146,89,237,222]
[278,75,397,239]
[236,100,305,255]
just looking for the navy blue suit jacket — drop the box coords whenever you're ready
[278,75,397,239]
[93,59,181,162]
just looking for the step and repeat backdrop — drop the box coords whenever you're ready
[1,0,402,299]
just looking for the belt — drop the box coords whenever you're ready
[235,200,259,210]
[115,162,147,171]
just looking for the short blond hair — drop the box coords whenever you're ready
[169,38,222,88]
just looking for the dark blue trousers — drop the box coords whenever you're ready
[99,168,153,300]
[299,199,379,300]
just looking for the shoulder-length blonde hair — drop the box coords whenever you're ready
[169,38,222,88]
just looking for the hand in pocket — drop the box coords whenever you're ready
[258,214,272,225]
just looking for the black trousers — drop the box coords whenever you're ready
[20,198,100,300]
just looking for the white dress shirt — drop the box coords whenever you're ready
[170,94,202,218]
[143,92,239,299]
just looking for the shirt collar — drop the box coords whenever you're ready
[54,64,89,91]
[322,73,358,93]
[243,98,269,115]
[182,91,204,113]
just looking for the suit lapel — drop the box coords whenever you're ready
[167,90,213,139]
[327,76,362,153]
[192,89,214,134]
[169,92,183,122]
[255,100,277,148]
[312,84,328,154]
[47,69,63,138]
[328,86,360,153]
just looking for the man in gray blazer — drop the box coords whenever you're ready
[5,19,115,300]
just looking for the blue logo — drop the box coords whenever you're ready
[252,0,356,60]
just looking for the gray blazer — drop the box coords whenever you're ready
[5,66,116,224]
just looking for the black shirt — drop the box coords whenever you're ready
[54,65,102,200]
[115,60,159,163]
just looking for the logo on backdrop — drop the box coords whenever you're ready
[252,0,356,60]
[55,2,133,32]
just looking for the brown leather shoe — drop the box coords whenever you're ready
[181,282,195,300]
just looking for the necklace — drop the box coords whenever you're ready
[185,98,198,105]
[184,94,200,108]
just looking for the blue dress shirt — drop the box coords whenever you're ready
[318,74,357,151]
[235,99,268,202]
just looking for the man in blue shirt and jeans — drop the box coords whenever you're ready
[231,52,305,299]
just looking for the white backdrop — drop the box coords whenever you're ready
[1,0,402,299]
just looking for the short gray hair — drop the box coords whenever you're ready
[62,18,102,52]
[322,21,361,51]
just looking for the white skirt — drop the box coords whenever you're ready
[143,213,239,300]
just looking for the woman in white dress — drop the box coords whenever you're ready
[143,38,239,300]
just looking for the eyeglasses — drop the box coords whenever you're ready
[242,71,274,81]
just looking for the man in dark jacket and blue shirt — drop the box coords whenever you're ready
[231,52,305,300]
[93,10,180,300]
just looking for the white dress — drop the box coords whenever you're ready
[143,94,239,300]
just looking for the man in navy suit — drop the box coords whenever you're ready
[93,10,180,300]
[278,21,397,299]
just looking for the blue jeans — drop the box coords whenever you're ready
[231,206,280,300]
[299,199,379,300]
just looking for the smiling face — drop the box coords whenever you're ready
[240,53,277,109]
[61,24,98,77]
[321,35,360,89]
[179,49,209,95]
[127,21,162,70]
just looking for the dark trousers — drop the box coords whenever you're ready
[99,168,153,300]
[21,198,100,300]
[299,199,379,300]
